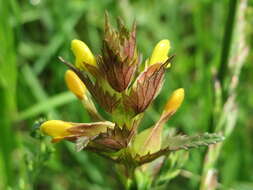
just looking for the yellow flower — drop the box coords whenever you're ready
[65,70,86,99]
[40,120,73,142]
[71,39,96,70]
[149,39,171,67]
[164,88,184,114]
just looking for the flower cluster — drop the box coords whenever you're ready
[40,15,223,172]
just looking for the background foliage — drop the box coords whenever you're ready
[0,0,253,189]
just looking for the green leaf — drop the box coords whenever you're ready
[136,133,224,165]
[132,124,162,156]
[163,133,225,151]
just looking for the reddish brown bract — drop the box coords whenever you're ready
[123,63,166,115]
[98,16,139,92]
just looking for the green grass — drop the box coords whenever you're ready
[0,0,253,189]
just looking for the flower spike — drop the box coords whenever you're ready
[39,14,224,178]
[71,39,96,70]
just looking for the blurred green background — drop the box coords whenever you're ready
[0,0,253,189]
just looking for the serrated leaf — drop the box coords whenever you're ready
[163,133,225,151]
[136,133,224,165]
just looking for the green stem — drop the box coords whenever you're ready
[217,0,238,99]
[200,0,249,189]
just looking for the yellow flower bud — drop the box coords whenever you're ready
[164,88,184,114]
[149,39,171,67]
[65,70,86,99]
[40,120,73,142]
[71,39,96,70]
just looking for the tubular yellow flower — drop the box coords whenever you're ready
[65,70,86,99]
[149,39,171,67]
[40,120,73,142]
[71,39,96,70]
[164,88,184,114]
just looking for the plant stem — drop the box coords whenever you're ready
[200,0,249,189]
[217,0,238,94]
